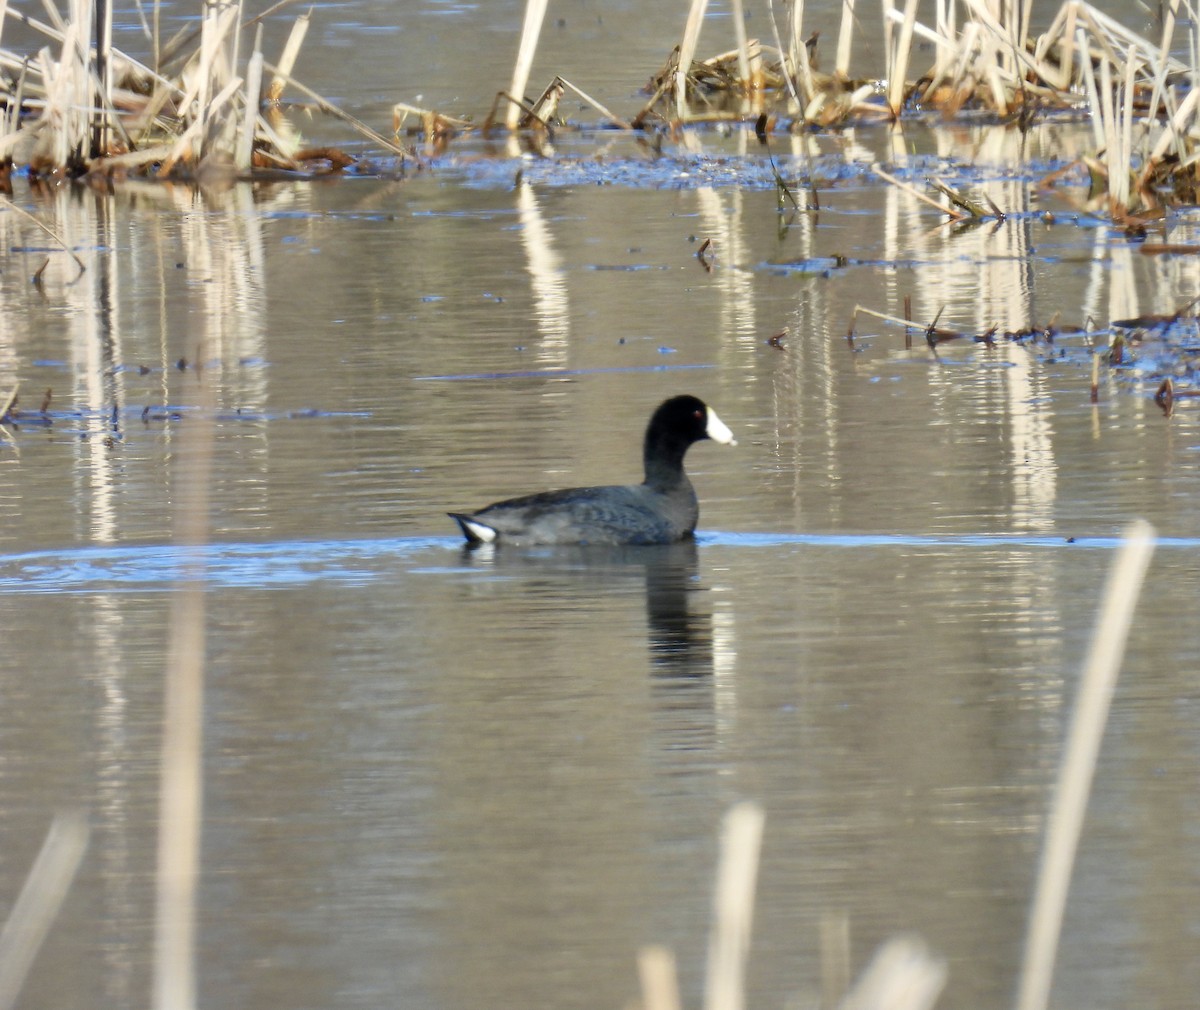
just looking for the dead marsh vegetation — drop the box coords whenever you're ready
[0,0,1196,219]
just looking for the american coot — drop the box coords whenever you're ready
[449,394,736,546]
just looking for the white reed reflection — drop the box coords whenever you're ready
[515,180,570,354]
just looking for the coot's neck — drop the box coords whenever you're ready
[643,427,693,492]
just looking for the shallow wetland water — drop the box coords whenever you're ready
[2,2,1200,1009]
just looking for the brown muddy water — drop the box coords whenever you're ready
[3,3,1200,1010]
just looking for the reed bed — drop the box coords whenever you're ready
[3,0,1200,214]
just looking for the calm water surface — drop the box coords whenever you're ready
[2,2,1200,1009]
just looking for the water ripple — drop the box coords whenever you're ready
[0,531,1190,594]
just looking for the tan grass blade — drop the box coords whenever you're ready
[1013,521,1156,1010]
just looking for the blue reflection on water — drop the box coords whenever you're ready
[0,531,1192,594]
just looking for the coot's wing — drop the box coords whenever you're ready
[465,485,675,545]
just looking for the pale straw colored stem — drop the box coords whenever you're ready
[237,25,264,171]
[886,0,919,116]
[835,0,855,79]
[676,0,709,119]
[505,0,549,129]
[703,801,765,1010]
[261,62,409,157]
[1013,521,1156,1010]
[837,935,946,1010]
[266,10,309,104]
[638,945,682,1010]
[0,813,89,1010]
[871,165,967,219]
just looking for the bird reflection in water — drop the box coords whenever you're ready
[457,540,717,756]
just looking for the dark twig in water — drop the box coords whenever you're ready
[1111,295,1200,331]
[754,113,801,213]
[696,238,714,272]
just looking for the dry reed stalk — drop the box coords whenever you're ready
[886,0,918,117]
[837,935,946,1010]
[556,76,633,128]
[1146,0,1180,120]
[676,0,710,119]
[703,801,764,1010]
[262,63,409,157]
[236,24,263,171]
[1013,521,1156,1010]
[638,945,682,1010]
[729,0,752,90]
[505,0,549,129]
[785,0,811,102]
[820,911,851,1010]
[871,165,967,220]
[160,75,241,174]
[834,0,855,79]
[931,0,952,80]
[1142,86,1200,184]
[0,384,16,421]
[0,812,89,1010]
[763,0,800,106]
[266,10,309,104]
[92,0,113,156]
[1034,1,1076,89]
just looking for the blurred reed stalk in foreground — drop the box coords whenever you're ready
[0,813,89,1010]
[637,522,1154,1010]
[1014,521,1156,1010]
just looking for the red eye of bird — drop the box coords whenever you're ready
[694,410,703,420]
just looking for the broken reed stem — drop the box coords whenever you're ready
[505,0,549,130]
[0,812,89,1010]
[872,165,968,220]
[638,945,682,1010]
[839,936,947,1010]
[703,801,765,1010]
[266,9,309,103]
[260,61,409,158]
[557,76,633,129]
[1013,521,1156,1010]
